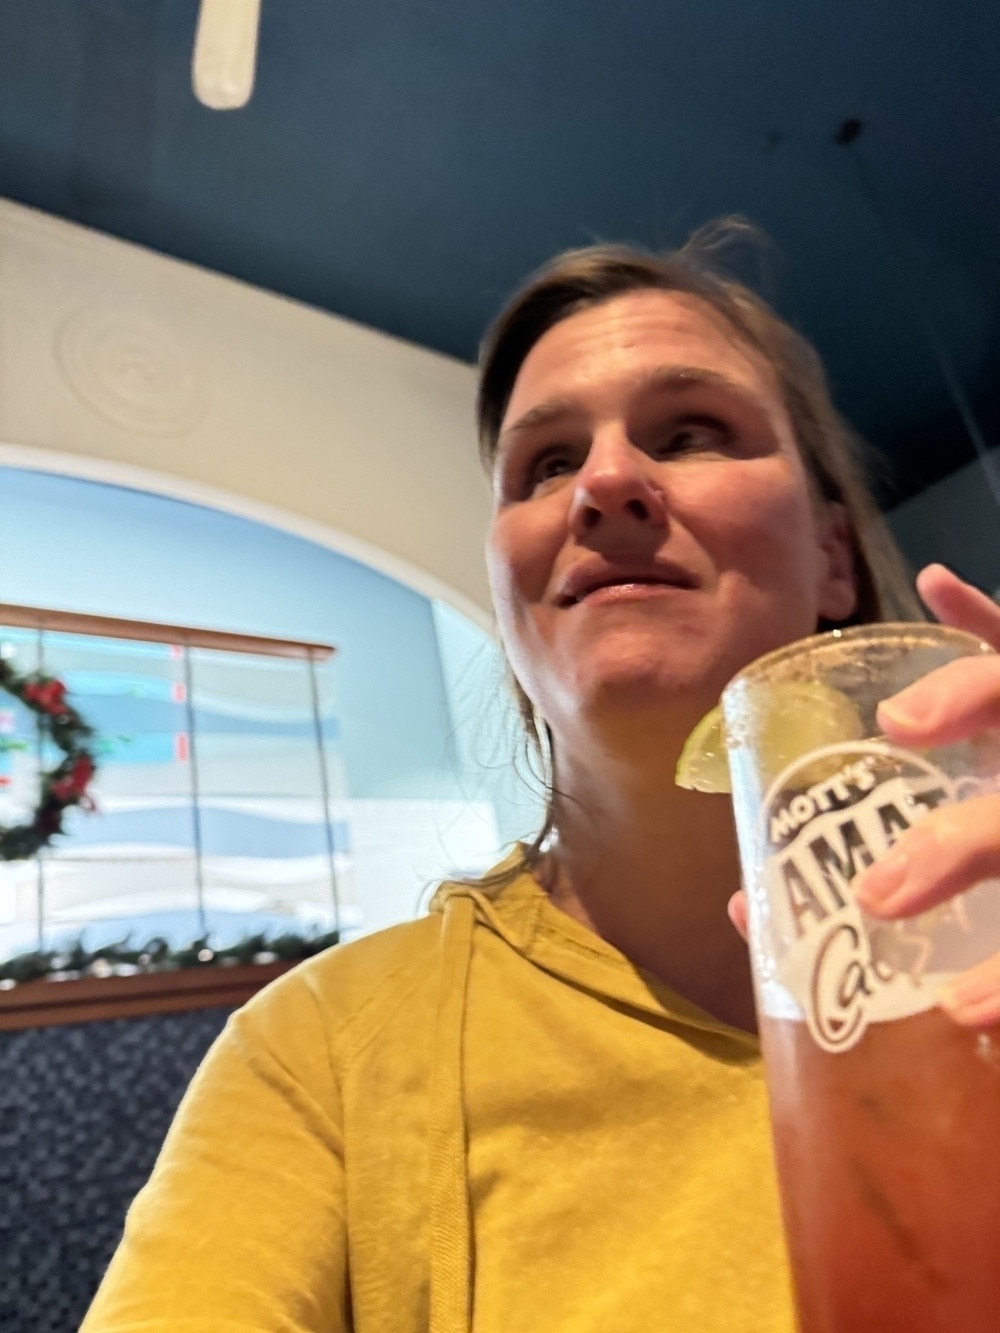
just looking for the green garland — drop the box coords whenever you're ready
[0,928,341,987]
[0,655,98,861]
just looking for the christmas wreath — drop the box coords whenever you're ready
[0,654,97,861]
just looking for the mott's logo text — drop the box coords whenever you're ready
[769,760,879,845]
[762,744,960,1053]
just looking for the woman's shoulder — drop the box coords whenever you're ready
[241,910,446,1057]
[238,854,528,1059]
[302,910,443,1004]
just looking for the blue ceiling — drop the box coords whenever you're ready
[0,0,997,505]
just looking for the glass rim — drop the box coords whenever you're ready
[724,620,992,696]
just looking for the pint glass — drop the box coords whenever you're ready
[722,623,1000,1333]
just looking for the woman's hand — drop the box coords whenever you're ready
[727,564,1000,1029]
[854,564,1000,1027]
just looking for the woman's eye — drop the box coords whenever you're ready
[527,449,577,491]
[654,421,731,457]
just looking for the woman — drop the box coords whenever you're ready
[82,231,1000,1333]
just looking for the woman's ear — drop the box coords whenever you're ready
[816,502,858,624]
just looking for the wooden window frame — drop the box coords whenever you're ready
[0,963,296,1031]
[0,601,337,1031]
[0,602,334,661]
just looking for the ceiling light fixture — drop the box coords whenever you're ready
[192,0,262,110]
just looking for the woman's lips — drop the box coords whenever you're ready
[555,562,698,607]
[571,579,692,606]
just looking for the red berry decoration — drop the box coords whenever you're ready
[0,655,98,861]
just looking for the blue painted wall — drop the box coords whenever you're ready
[0,466,463,801]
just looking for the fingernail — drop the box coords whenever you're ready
[877,689,935,730]
[938,970,997,1007]
[938,974,999,1019]
[854,853,909,910]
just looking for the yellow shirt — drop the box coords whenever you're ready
[82,860,795,1332]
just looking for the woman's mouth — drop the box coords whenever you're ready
[570,579,691,606]
[554,562,699,607]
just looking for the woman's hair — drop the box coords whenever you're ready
[475,219,922,873]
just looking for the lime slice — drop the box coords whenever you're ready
[676,682,864,795]
[675,705,730,793]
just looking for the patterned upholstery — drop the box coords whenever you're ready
[0,1007,234,1333]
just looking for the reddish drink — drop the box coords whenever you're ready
[721,625,1000,1331]
[761,1010,1000,1332]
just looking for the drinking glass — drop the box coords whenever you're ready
[722,623,1000,1333]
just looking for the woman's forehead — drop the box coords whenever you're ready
[502,289,780,428]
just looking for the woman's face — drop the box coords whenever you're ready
[486,289,857,736]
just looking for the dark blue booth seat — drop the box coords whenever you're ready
[0,1007,234,1333]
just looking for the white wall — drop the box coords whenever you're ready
[0,199,493,624]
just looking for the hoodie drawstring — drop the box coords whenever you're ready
[429,893,476,1333]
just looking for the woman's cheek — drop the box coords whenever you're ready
[684,462,814,570]
[486,509,556,620]
[485,536,520,628]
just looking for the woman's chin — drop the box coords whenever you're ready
[568,657,721,721]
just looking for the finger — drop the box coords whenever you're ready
[854,792,1000,918]
[938,954,1000,1028]
[877,655,1000,748]
[727,889,749,943]
[916,564,1000,649]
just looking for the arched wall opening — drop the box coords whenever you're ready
[0,460,541,959]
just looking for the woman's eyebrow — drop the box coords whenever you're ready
[641,365,769,412]
[498,365,769,451]
[498,397,581,449]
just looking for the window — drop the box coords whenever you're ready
[0,467,542,967]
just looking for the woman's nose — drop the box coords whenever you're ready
[567,429,668,537]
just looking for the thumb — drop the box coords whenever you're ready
[727,889,749,943]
